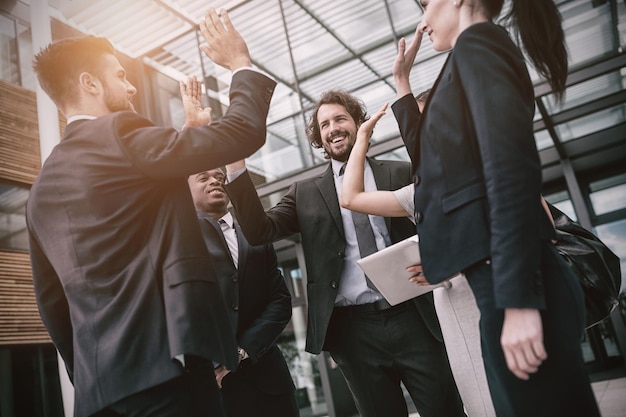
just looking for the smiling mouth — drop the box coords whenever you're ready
[329,135,346,145]
[206,188,225,195]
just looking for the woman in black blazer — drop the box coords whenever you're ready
[390,0,601,416]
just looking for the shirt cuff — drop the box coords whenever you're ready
[227,166,247,183]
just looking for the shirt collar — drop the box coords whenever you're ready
[219,211,234,228]
[331,159,345,178]
[331,158,368,178]
[66,115,97,124]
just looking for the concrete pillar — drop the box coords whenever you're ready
[30,0,60,161]
[30,1,72,416]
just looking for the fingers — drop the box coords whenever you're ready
[199,10,216,41]
[206,8,224,35]
[370,103,388,123]
[397,37,406,57]
[406,264,430,286]
[180,76,202,101]
[503,341,545,380]
[501,309,547,380]
[220,8,235,32]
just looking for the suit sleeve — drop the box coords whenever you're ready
[391,93,422,164]
[225,169,300,245]
[116,70,276,179]
[27,216,74,382]
[455,26,545,309]
[238,245,292,363]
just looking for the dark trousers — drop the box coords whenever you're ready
[325,300,465,417]
[92,366,225,417]
[221,371,299,417]
[464,243,601,417]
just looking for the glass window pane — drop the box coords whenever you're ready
[543,71,625,113]
[0,14,19,84]
[590,174,626,216]
[0,184,29,251]
[595,218,626,292]
[534,129,554,151]
[17,22,36,90]
[544,191,577,221]
[555,104,626,142]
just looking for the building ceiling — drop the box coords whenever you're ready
[8,0,626,188]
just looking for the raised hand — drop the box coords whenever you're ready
[199,8,251,71]
[392,23,425,98]
[356,102,388,144]
[180,76,212,130]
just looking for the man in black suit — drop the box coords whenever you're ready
[188,168,299,417]
[224,90,464,417]
[26,9,275,417]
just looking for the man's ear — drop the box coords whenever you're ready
[78,72,100,96]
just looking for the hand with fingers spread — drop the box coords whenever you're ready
[199,8,251,71]
[392,22,425,98]
[501,308,547,380]
[180,76,212,130]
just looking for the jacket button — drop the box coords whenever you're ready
[415,211,424,223]
[232,304,239,311]
[413,175,420,185]
[331,281,338,289]
[337,251,345,258]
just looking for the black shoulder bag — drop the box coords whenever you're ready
[547,202,622,329]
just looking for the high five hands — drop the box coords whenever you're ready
[180,76,212,130]
[392,22,425,98]
[199,8,251,71]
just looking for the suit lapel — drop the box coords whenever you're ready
[198,214,237,269]
[413,52,452,172]
[315,164,345,239]
[369,158,392,232]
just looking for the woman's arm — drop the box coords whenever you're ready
[340,103,410,218]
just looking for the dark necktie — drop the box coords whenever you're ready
[340,164,380,291]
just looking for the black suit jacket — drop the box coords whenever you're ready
[226,158,442,354]
[26,70,276,417]
[392,22,554,309]
[196,213,295,395]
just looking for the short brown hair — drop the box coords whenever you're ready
[33,36,114,109]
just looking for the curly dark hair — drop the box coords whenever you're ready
[33,35,114,110]
[305,90,369,158]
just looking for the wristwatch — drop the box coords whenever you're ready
[237,347,249,361]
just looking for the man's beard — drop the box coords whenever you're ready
[103,84,134,113]
[325,131,355,162]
